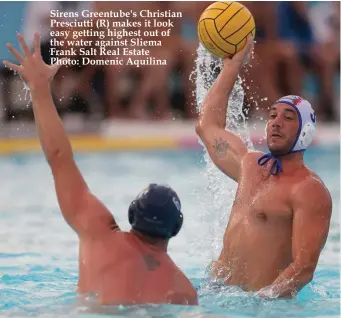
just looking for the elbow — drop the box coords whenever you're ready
[195,121,204,137]
[195,117,211,137]
[46,148,62,165]
[303,268,314,285]
[46,148,73,166]
[295,262,316,286]
[306,273,314,284]
[296,270,314,292]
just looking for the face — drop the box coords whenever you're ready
[266,103,300,155]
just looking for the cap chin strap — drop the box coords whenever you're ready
[257,153,283,175]
[257,149,306,175]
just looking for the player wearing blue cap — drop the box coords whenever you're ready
[3,33,198,306]
[196,37,332,298]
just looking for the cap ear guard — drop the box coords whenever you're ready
[170,195,183,236]
[296,122,316,151]
[171,212,183,237]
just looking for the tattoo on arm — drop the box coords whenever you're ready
[143,254,161,271]
[213,138,228,157]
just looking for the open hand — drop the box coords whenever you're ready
[3,33,65,90]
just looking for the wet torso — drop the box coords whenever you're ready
[78,231,196,305]
[212,152,312,291]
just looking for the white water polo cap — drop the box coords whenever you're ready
[257,95,316,175]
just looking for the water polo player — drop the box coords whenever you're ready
[196,37,332,298]
[3,33,198,306]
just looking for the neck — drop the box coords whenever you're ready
[277,151,304,173]
[131,230,168,252]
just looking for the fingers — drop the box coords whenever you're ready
[241,35,254,55]
[246,35,254,47]
[6,43,24,64]
[50,57,67,74]
[243,35,254,63]
[223,35,254,64]
[230,34,254,66]
[34,32,41,57]
[3,60,22,72]
[246,35,254,52]
[17,33,32,58]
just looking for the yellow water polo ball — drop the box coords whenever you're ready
[198,1,256,58]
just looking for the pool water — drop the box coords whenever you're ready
[0,145,339,317]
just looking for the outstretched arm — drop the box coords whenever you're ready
[4,33,118,238]
[258,179,332,298]
[195,37,253,182]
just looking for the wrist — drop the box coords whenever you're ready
[219,62,241,87]
[30,82,51,95]
[222,59,243,73]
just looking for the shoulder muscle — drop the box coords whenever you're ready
[293,176,332,215]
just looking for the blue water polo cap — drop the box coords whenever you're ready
[258,95,316,175]
[128,184,183,239]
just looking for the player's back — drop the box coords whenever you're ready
[78,231,198,305]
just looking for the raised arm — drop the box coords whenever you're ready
[4,33,118,238]
[258,178,332,298]
[195,37,253,182]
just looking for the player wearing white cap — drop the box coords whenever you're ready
[196,37,332,298]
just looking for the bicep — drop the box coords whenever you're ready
[292,211,330,266]
[50,158,118,237]
[196,126,248,182]
[292,185,332,267]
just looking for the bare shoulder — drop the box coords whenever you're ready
[295,172,331,199]
[241,150,265,168]
[244,150,265,161]
[293,172,332,214]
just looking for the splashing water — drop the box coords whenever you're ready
[18,73,31,101]
[193,44,255,259]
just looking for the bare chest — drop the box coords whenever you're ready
[234,167,293,222]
